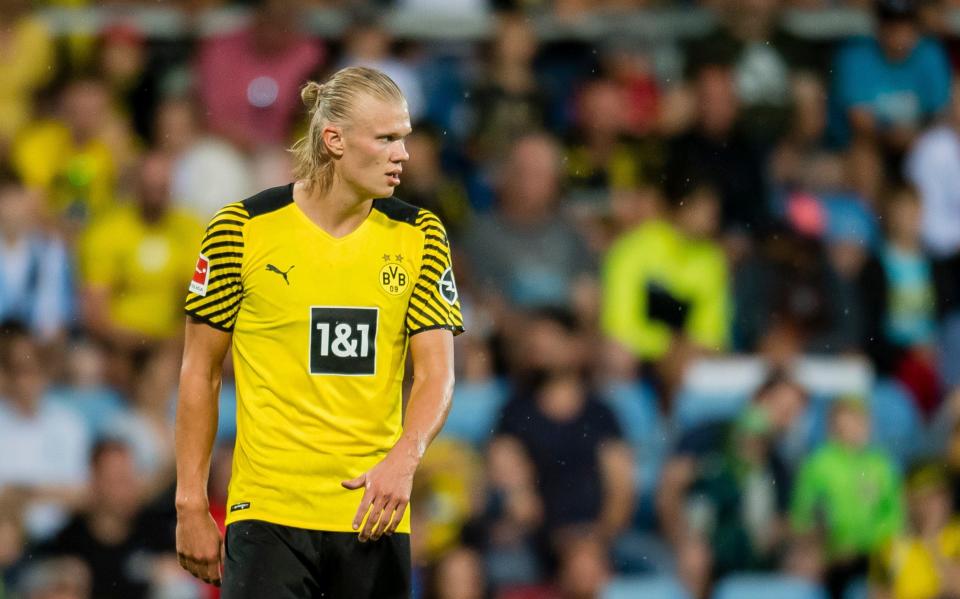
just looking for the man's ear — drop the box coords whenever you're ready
[322,125,344,158]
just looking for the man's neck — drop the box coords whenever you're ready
[88,511,132,546]
[295,179,373,239]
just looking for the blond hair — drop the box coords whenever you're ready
[291,67,405,194]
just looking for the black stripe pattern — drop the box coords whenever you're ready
[184,202,248,331]
[406,210,465,337]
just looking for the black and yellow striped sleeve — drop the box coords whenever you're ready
[184,202,248,332]
[406,210,465,336]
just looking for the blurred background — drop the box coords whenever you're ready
[4,0,960,598]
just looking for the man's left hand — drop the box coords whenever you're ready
[342,440,419,542]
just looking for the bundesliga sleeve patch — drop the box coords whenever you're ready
[438,267,458,305]
[189,252,210,296]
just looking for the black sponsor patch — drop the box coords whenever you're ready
[309,307,379,376]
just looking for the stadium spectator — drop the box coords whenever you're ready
[77,153,202,390]
[196,0,324,149]
[409,438,484,565]
[685,0,825,144]
[154,95,253,221]
[596,39,661,138]
[686,407,791,583]
[769,74,830,193]
[563,78,665,207]
[462,133,596,312]
[468,13,548,165]
[97,25,150,135]
[15,557,90,599]
[491,309,634,566]
[601,179,729,392]
[0,173,72,343]
[35,439,186,599]
[860,184,942,413]
[470,421,543,588]
[11,77,121,233]
[791,396,904,599]
[0,0,55,151]
[906,81,960,388]
[338,13,426,123]
[870,461,960,599]
[664,61,768,237]
[102,347,178,496]
[0,321,90,541]
[0,492,27,590]
[45,341,124,439]
[427,546,487,599]
[829,0,952,156]
[906,80,960,260]
[732,227,833,359]
[398,125,472,238]
[657,370,806,551]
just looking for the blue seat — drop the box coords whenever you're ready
[674,388,750,432]
[843,577,868,599]
[713,574,827,599]
[870,378,922,467]
[603,575,691,599]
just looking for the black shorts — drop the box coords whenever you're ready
[222,520,411,599]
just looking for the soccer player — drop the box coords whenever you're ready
[173,67,464,597]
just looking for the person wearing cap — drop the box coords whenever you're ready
[830,0,952,152]
[870,461,960,599]
[791,395,904,599]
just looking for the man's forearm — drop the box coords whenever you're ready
[393,368,454,463]
[175,369,221,511]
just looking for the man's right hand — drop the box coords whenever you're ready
[176,507,224,587]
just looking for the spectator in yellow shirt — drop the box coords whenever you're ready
[12,78,125,234]
[871,462,960,599]
[601,180,730,396]
[79,153,202,389]
[0,0,55,149]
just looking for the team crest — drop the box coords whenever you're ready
[439,268,458,305]
[379,260,409,295]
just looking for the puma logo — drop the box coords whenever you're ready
[266,264,294,285]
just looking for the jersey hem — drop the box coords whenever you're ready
[184,308,234,332]
[409,324,465,337]
[224,510,411,535]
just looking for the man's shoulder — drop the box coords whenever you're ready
[202,184,295,232]
[372,196,423,226]
[239,184,294,219]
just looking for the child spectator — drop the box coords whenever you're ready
[791,396,904,599]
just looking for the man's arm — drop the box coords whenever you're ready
[598,440,635,541]
[174,319,232,586]
[342,328,455,542]
[657,455,696,548]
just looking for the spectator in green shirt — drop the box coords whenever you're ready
[600,179,730,397]
[791,396,904,599]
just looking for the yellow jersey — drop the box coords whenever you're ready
[81,203,203,338]
[12,120,117,224]
[871,521,960,599]
[184,184,464,533]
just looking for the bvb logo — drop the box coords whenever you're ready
[379,262,409,295]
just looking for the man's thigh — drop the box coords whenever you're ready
[221,520,322,599]
[320,532,411,599]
